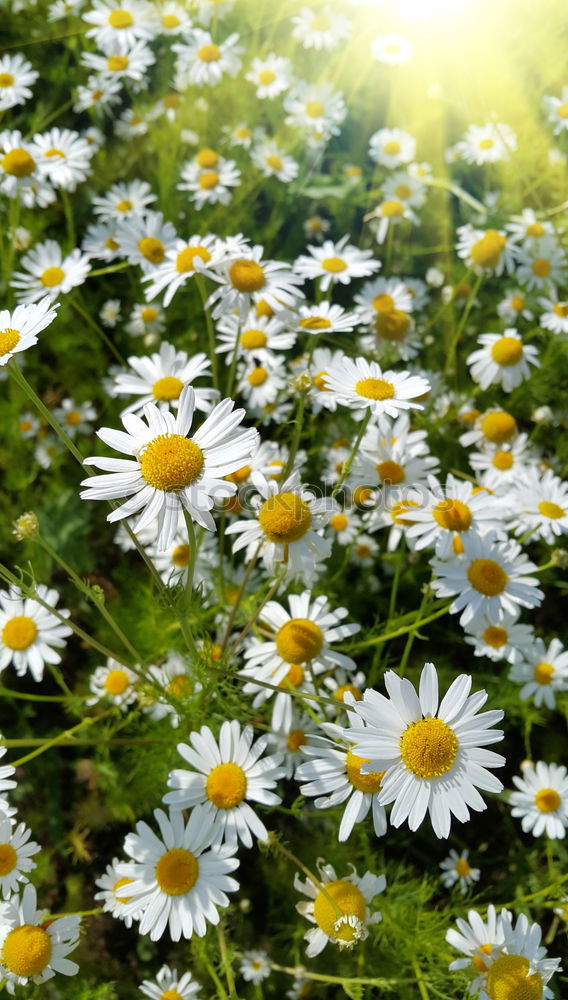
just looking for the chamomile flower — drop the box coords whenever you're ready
[110,343,215,416]
[18,413,40,439]
[238,359,288,410]
[92,179,156,220]
[303,214,331,241]
[295,859,385,956]
[430,531,543,627]
[140,964,201,1000]
[0,816,40,899]
[515,236,566,292]
[345,662,505,838]
[468,434,537,495]
[73,74,123,114]
[353,415,439,500]
[456,122,517,165]
[456,225,517,275]
[509,638,568,709]
[0,884,80,993]
[291,6,352,51]
[251,141,299,182]
[0,54,38,111]
[369,128,416,169]
[543,86,568,134]
[239,950,271,983]
[370,33,414,64]
[0,749,15,803]
[294,301,358,336]
[267,712,316,778]
[294,236,380,291]
[440,850,480,894]
[467,329,539,391]
[116,211,177,272]
[509,467,568,543]
[283,81,346,140]
[94,857,144,927]
[459,409,518,450]
[81,41,156,85]
[446,904,507,982]
[321,356,429,429]
[126,302,166,338]
[53,398,96,438]
[245,54,291,98]
[509,761,568,840]
[143,235,222,307]
[117,807,239,940]
[82,220,122,261]
[506,209,554,243]
[463,612,535,664]
[225,471,337,582]
[100,298,121,327]
[81,386,259,547]
[0,585,71,683]
[147,522,216,593]
[155,3,192,35]
[207,243,304,319]
[399,474,506,558]
[34,127,93,191]
[0,131,55,207]
[179,155,241,209]
[216,310,296,363]
[87,659,138,709]
[328,508,362,545]
[0,297,59,367]
[173,30,242,88]
[496,289,534,323]
[538,291,568,334]
[163,721,285,848]
[354,277,413,325]
[476,910,562,1000]
[83,0,153,52]
[11,240,90,304]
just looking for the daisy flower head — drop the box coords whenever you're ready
[163,721,285,848]
[207,242,304,320]
[0,297,58,367]
[11,240,90,305]
[143,234,223,307]
[456,224,517,276]
[467,329,539,392]
[283,81,346,141]
[81,385,259,548]
[267,711,317,778]
[239,950,271,983]
[0,815,40,899]
[0,130,55,208]
[321,355,430,430]
[94,856,144,927]
[83,0,153,52]
[73,75,123,114]
[353,414,439,499]
[295,859,385,956]
[506,209,555,244]
[109,343,216,416]
[294,301,358,337]
[475,910,562,1000]
[179,154,241,209]
[126,302,166,338]
[0,54,38,111]
[86,659,138,709]
[240,590,359,730]
[291,6,352,51]
[294,236,380,292]
[117,807,239,940]
[225,471,337,582]
[34,127,93,191]
[354,277,413,325]
[140,964,200,999]
[399,473,507,558]
[543,85,568,134]
[0,585,71,683]
[173,30,242,88]
[515,235,566,292]
[0,883,80,993]
[456,122,517,165]
[459,408,518,451]
[92,179,156,221]
[345,662,505,838]
[155,3,192,35]
[223,121,253,148]
[431,531,543,627]
[53,398,96,438]
[509,637,568,710]
[81,40,156,86]
[370,195,418,245]
[468,434,538,496]
[100,298,121,327]
[327,507,362,544]
[368,128,416,169]
[245,53,291,98]
[440,849,480,896]
[251,141,299,182]
[446,904,507,984]
[509,467,568,544]
[538,289,568,334]
[216,309,296,364]
[237,358,288,411]
[370,33,414,64]
[147,520,217,595]
[303,214,331,241]
[82,220,122,262]
[497,288,534,324]
[463,612,535,664]
[0,748,15,805]
[116,210,177,273]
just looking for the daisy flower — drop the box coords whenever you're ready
[73,75,123,114]
[431,531,543,627]
[294,301,358,335]
[116,211,177,273]
[509,467,568,543]
[11,240,90,305]
[245,53,291,98]
[140,964,200,1000]
[467,329,539,392]
[267,712,316,779]
[463,612,535,664]
[216,310,296,363]
[291,6,352,51]
[468,434,537,495]
[240,590,359,730]
[143,235,222,307]
[18,413,40,439]
[126,302,166,338]
[321,355,429,429]
[440,849,480,895]
[81,386,258,548]
[0,297,58,367]
[237,359,288,410]
[515,236,566,292]
[223,122,253,148]
[506,209,554,243]
[83,0,153,52]
[345,662,505,838]
[92,179,156,221]
[446,904,507,984]
[543,86,568,134]
[100,298,121,327]
[399,473,506,558]
[94,856,144,928]
[370,33,414,64]
[179,155,241,209]
[0,815,40,899]
[456,122,517,165]
[109,343,216,416]
[117,808,239,941]
[225,471,337,582]
[34,127,93,191]
[509,638,568,710]
[328,508,362,545]
[456,224,517,276]
[295,859,385,956]
[0,54,38,110]
[459,408,518,451]
[476,910,562,1000]
[147,523,216,594]
[86,659,138,710]
[239,951,271,983]
[294,236,380,291]
[155,3,192,35]
[353,416,439,500]
[538,290,568,334]
[368,128,416,169]
[163,721,285,848]
[207,243,304,320]
[0,130,55,207]
[82,220,122,261]
[371,197,418,245]
[173,30,242,87]
[283,81,346,140]
[0,883,80,993]
[53,398,96,438]
[497,288,534,324]
[81,40,156,85]
[251,141,299,182]
[0,585,71,683]
[354,277,413,325]
[303,214,331,240]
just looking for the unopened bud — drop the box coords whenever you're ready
[12,512,39,540]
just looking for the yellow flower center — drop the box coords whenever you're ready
[139,434,204,492]
[155,848,199,895]
[376,460,405,485]
[259,69,276,85]
[205,762,247,809]
[486,953,542,1000]
[321,256,347,273]
[112,876,133,903]
[152,376,184,402]
[553,302,568,317]
[2,148,35,177]
[279,663,305,688]
[44,148,65,158]
[534,662,554,685]
[535,787,561,813]
[225,465,251,485]
[400,718,459,779]
[240,328,267,350]
[108,9,133,27]
[103,669,129,696]
[346,750,385,793]
[2,616,37,651]
[383,140,401,155]
[195,149,217,171]
[395,183,412,199]
[478,137,494,149]
[511,295,525,311]
[374,310,410,342]
[492,451,514,470]
[287,729,306,752]
[334,683,362,702]
[471,943,493,972]
[355,377,395,400]
[258,492,312,543]
[356,544,371,558]
[482,625,508,648]
[372,293,394,314]
[255,299,273,317]
[138,236,165,263]
[229,259,265,292]
[470,230,506,268]
[266,154,283,171]
[380,199,404,218]
[0,843,17,876]
[2,925,52,978]
[456,858,471,876]
[312,370,329,391]
[248,366,267,386]
[235,127,251,140]
[107,56,129,71]
[105,236,119,250]
[391,499,419,524]
[40,266,64,288]
[162,14,180,28]
[306,101,324,118]
[467,558,508,596]
[433,498,472,533]
[141,308,157,324]
[276,618,323,663]
[538,500,565,519]
[166,674,192,697]
[170,544,189,568]
[525,222,544,237]
[300,316,332,333]
[532,258,551,277]
[198,44,221,62]
[481,411,516,444]
[0,73,15,87]
[65,410,82,426]
[176,245,211,273]
[161,991,183,1000]
[164,95,180,109]
[491,336,523,366]
[0,327,20,357]
[330,513,348,531]
[313,880,366,943]
[20,421,32,432]
[199,170,219,190]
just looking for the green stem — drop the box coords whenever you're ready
[216,924,237,1000]
[8,361,84,464]
[444,273,483,378]
[332,410,372,499]
[9,710,112,767]
[399,587,432,677]
[283,392,306,480]
[196,274,220,393]
[60,189,75,250]
[220,543,262,653]
[71,298,125,365]
[412,959,431,1000]
[345,603,452,652]
[0,687,66,703]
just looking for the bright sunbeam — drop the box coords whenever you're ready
[395,0,472,21]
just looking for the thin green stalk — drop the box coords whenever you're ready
[268,963,413,988]
[60,189,75,250]
[332,410,371,499]
[8,360,84,464]
[345,602,452,652]
[182,509,198,599]
[399,587,432,678]
[444,273,483,378]
[283,391,306,479]
[195,273,220,392]
[412,959,431,1000]
[216,924,238,1000]
[387,551,403,621]
[220,543,262,653]
[71,298,125,365]
[9,710,113,767]
[0,687,66,703]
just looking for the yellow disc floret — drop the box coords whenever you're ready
[0,843,17,876]
[155,848,199,895]
[313,880,366,943]
[229,259,265,292]
[534,662,554,685]
[535,788,561,813]
[196,148,218,169]
[346,750,385,793]
[480,412,517,444]
[276,618,323,663]
[491,337,523,366]
[2,925,52,977]
[321,257,346,273]
[176,246,211,273]
[198,44,220,62]
[108,9,133,28]
[152,376,184,402]
[2,616,37,651]
[538,501,565,520]
[258,492,311,543]
[138,237,165,263]
[467,559,508,596]
[240,328,267,350]
[400,717,458,779]
[355,377,395,400]
[483,625,508,648]
[40,267,64,288]
[205,762,247,809]
[0,328,20,357]
[139,434,204,492]
[103,669,129,696]
[470,230,506,268]
[433,498,472,533]
[486,953,542,1000]
[2,148,35,177]
[376,460,405,485]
